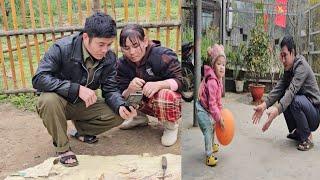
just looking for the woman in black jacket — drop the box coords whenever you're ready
[117,24,183,147]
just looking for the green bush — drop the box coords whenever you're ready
[244,27,270,84]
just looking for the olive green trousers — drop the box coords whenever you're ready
[36,93,123,153]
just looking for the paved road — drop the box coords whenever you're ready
[182,93,320,180]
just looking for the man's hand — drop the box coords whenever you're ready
[79,85,97,108]
[128,78,145,93]
[142,81,163,98]
[252,102,267,124]
[119,106,137,119]
[262,106,279,132]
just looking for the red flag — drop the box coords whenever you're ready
[264,13,268,32]
[274,0,287,28]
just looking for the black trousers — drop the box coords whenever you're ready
[283,95,320,141]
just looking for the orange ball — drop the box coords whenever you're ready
[215,108,235,146]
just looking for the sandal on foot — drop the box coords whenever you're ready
[57,151,79,167]
[71,131,98,144]
[297,139,314,151]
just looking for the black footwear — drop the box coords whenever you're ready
[71,132,98,144]
[286,130,300,141]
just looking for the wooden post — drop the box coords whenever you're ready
[47,0,56,42]
[78,0,83,24]
[11,0,26,88]
[68,0,73,25]
[124,0,128,22]
[37,0,48,51]
[29,0,41,63]
[86,0,91,17]
[110,0,118,55]
[176,0,182,53]
[103,0,107,14]
[57,0,65,38]
[1,0,17,89]
[166,0,171,47]
[21,0,35,77]
[134,0,139,22]
[0,38,8,90]
[156,0,161,40]
[92,0,101,13]
[145,0,150,36]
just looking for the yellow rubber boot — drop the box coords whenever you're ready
[206,154,218,166]
[213,143,219,153]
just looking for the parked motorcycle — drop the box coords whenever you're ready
[181,42,195,102]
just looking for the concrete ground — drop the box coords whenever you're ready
[181,92,320,180]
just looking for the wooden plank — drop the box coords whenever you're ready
[145,0,150,36]
[21,0,35,77]
[176,0,181,52]
[1,88,36,94]
[124,0,128,22]
[0,0,16,89]
[92,0,100,12]
[47,0,56,42]
[68,0,73,25]
[103,0,107,14]
[111,0,118,55]
[78,0,83,24]
[57,0,65,40]
[10,0,26,87]
[86,0,91,17]
[29,0,41,63]
[134,0,139,22]
[0,21,181,37]
[166,0,171,47]
[156,0,161,40]
[37,0,48,51]
[111,0,116,21]
[0,37,8,90]
[57,0,63,26]
[3,35,64,53]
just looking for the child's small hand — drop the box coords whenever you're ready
[220,118,225,130]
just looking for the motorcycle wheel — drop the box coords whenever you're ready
[181,63,194,102]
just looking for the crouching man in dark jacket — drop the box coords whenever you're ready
[32,12,137,167]
[252,35,320,151]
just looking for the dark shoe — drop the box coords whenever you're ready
[287,132,300,141]
[297,139,314,151]
[286,129,300,141]
[57,150,79,167]
[71,132,98,144]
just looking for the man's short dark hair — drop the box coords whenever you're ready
[83,12,117,39]
[280,35,296,56]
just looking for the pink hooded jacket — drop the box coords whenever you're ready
[198,65,223,122]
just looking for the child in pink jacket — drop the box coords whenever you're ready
[196,44,226,166]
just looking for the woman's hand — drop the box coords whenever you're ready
[127,77,145,93]
[142,81,162,98]
[119,106,137,119]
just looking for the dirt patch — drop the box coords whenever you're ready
[0,103,180,179]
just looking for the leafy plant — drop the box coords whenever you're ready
[201,26,220,65]
[244,27,270,85]
[226,43,247,80]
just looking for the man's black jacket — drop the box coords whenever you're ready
[32,32,126,114]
